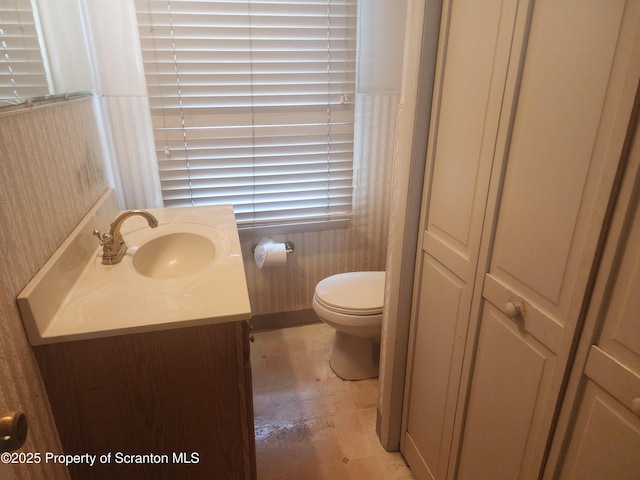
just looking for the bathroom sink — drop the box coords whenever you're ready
[17,189,251,345]
[132,232,216,279]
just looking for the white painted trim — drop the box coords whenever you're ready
[377,0,442,451]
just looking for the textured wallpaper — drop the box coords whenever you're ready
[0,96,107,480]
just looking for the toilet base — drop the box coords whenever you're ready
[329,331,380,381]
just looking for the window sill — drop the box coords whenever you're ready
[237,217,351,240]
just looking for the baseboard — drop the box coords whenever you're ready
[250,308,320,332]
[403,431,436,480]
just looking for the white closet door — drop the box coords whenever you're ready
[457,1,640,479]
[402,0,518,478]
[558,381,640,479]
[557,125,640,479]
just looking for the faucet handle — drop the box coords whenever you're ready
[92,229,112,246]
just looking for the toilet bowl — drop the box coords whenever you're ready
[312,271,385,380]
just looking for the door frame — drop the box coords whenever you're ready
[377,0,443,451]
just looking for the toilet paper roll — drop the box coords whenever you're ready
[263,242,287,267]
[254,238,288,268]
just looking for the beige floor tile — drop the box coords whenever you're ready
[357,407,378,432]
[374,450,416,480]
[348,455,386,480]
[316,461,353,480]
[251,323,415,480]
[331,411,366,435]
[337,428,379,460]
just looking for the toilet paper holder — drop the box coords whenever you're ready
[252,240,295,254]
[283,241,294,254]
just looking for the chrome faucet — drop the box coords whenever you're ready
[93,210,159,265]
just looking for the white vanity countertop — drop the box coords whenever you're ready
[18,189,251,345]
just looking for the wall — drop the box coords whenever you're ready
[82,0,163,210]
[34,0,93,94]
[0,96,108,479]
[357,0,407,93]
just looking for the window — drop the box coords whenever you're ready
[135,0,357,228]
[0,0,50,105]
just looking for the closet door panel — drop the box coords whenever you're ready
[424,0,516,278]
[597,199,640,369]
[405,255,468,479]
[483,275,563,354]
[487,0,627,321]
[457,303,555,480]
[558,382,640,480]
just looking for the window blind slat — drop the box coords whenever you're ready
[136,0,356,227]
[0,0,49,103]
[139,1,355,17]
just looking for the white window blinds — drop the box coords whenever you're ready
[135,0,357,228]
[0,0,49,104]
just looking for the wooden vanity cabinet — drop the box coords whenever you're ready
[34,320,256,480]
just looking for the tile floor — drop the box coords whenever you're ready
[250,323,415,480]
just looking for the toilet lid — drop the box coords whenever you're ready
[314,271,385,315]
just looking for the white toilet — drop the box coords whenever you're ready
[312,271,385,380]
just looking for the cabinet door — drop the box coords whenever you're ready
[402,0,518,478]
[35,322,256,480]
[456,1,640,479]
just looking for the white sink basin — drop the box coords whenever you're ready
[132,232,216,279]
[17,189,251,345]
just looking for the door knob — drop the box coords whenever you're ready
[632,398,640,418]
[0,411,28,452]
[504,300,522,319]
